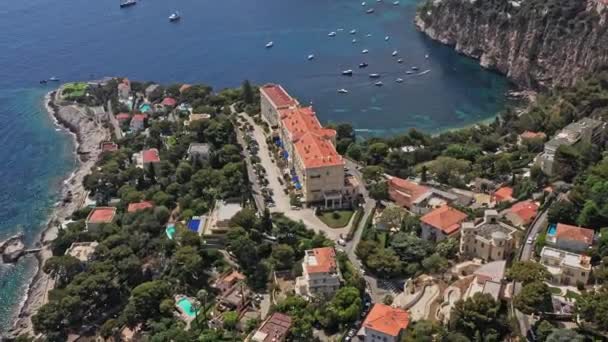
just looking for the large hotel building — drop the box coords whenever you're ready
[260,84,355,208]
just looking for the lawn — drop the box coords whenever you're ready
[63,82,88,99]
[548,286,563,295]
[565,290,581,300]
[318,210,354,228]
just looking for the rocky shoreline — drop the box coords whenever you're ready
[6,88,111,339]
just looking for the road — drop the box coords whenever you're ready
[106,99,123,140]
[235,123,266,213]
[514,209,548,339]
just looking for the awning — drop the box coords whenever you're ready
[282,151,289,159]
[295,181,302,190]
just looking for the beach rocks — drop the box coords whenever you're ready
[0,234,26,263]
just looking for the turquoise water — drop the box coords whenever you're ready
[547,223,557,236]
[166,225,176,240]
[176,298,197,318]
[0,0,511,332]
[139,104,152,113]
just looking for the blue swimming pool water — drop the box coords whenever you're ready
[547,223,557,236]
[139,103,152,113]
[165,224,176,240]
[176,298,197,318]
[187,219,201,232]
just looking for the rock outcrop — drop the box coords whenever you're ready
[415,0,608,89]
[0,234,26,263]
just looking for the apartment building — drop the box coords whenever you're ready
[538,118,605,175]
[295,247,341,298]
[540,246,591,286]
[460,210,518,261]
[261,85,348,207]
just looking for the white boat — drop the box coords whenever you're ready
[369,73,380,78]
[393,1,400,5]
[366,8,374,13]
[350,29,357,34]
[405,70,414,75]
[342,69,353,76]
[169,11,180,21]
[396,78,403,83]
[392,50,398,56]
[307,54,315,60]
[362,49,369,54]
[337,28,345,31]
[265,41,274,48]
[385,36,390,41]
[352,38,357,43]
[338,88,349,94]
[362,1,366,5]
[366,33,372,37]
[374,81,383,86]
[120,0,136,8]
[328,31,337,37]
[359,62,368,68]
[425,54,429,59]
[397,58,403,63]
[49,76,60,82]
[411,66,419,70]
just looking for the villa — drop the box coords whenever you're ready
[295,247,341,298]
[250,312,292,342]
[214,270,247,294]
[493,186,514,203]
[133,148,161,174]
[129,113,146,132]
[117,78,131,101]
[100,141,118,153]
[127,201,154,213]
[187,143,211,163]
[161,97,177,108]
[540,246,591,286]
[504,200,539,227]
[518,131,546,145]
[388,177,460,214]
[464,260,507,301]
[547,223,594,253]
[420,205,468,242]
[358,304,410,342]
[65,241,99,262]
[187,113,211,125]
[85,207,117,233]
[460,210,518,261]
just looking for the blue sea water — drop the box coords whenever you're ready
[0,0,510,332]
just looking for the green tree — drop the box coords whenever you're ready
[43,255,83,287]
[271,244,295,270]
[576,286,608,331]
[122,280,171,326]
[223,311,239,330]
[362,165,385,183]
[450,293,507,340]
[548,200,577,225]
[546,329,584,342]
[506,261,550,284]
[242,80,254,104]
[368,180,389,203]
[403,320,443,342]
[514,281,553,314]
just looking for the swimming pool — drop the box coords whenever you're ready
[176,298,197,318]
[139,103,152,113]
[165,224,176,240]
[547,223,557,236]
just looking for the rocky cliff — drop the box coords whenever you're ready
[416,0,608,89]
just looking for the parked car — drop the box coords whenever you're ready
[526,236,533,244]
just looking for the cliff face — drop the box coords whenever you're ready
[416,0,608,89]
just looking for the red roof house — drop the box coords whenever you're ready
[127,201,154,213]
[116,113,131,121]
[305,247,337,274]
[388,177,429,209]
[520,131,546,140]
[161,97,177,107]
[100,141,118,153]
[506,200,539,226]
[142,148,160,163]
[361,304,410,340]
[494,186,514,203]
[553,223,595,252]
[420,205,468,241]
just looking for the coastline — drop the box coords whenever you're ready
[7,88,111,338]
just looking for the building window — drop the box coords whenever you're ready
[582,272,586,277]
[310,175,321,179]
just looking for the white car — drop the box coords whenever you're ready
[337,238,347,246]
[526,237,534,244]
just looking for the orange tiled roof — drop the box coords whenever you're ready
[127,201,154,213]
[87,207,116,223]
[556,223,594,245]
[509,200,539,225]
[494,187,514,202]
[280,106,336,142]
[388,177,429,208]
[142,148,160,163]
[294,132,344,169]
[363,304,409,337]
[420,205,468,235]
[520,131,546,140]
[261,84,298,109]
[306,247,337,274]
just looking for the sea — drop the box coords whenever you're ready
[0,0,511,332]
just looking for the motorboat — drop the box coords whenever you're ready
[49,76,60,82]
[411,66,419,70]
[120,0,136,8]
[358,62,368,68]
[369,73,380,78]
[393,1,400,5]
[425,54,429,59]
[350,29,357,34]
[342,69,353,76]
[39,80,48,84]
[392,50,398,56]
[307,54,315,60]
[362,1,367,5]
[405,70,414,75]
[169,11,181,21]
[397,58,403,63]
[385,36,390,41]
[366,33,372,37]
[338,89,349,94]
[396,78,403,83]
[366,8,375,13]
[374,81,383,86]
[362,49,369,54]
[265,41,274,48]
[337,28,345,31]
[328,31,337,37]
[352,38,357,43]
